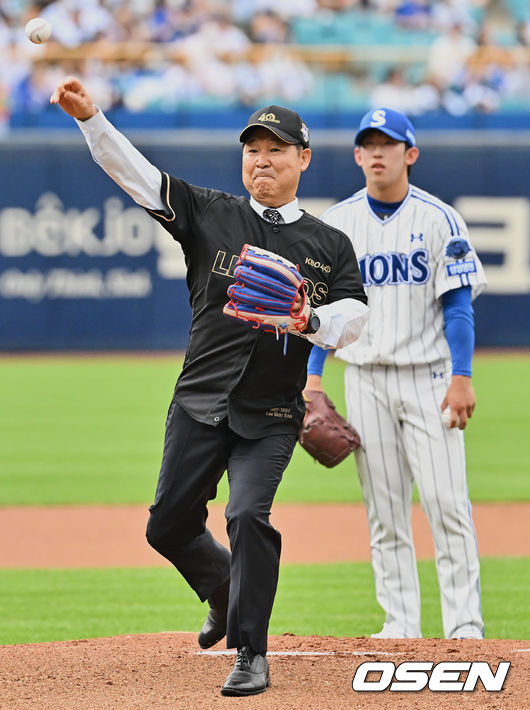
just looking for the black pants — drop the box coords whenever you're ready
[146,400,297,654]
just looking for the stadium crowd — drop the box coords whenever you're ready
[0,0,528,130]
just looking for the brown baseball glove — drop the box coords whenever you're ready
[299,390,361,468]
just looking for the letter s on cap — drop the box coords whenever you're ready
[370,109,386,127]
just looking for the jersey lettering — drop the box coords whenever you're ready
[304,278,328,305]
[211,250,238,277]
[359,249,430,287]
[410,249,430,282]
[304,257,331,273]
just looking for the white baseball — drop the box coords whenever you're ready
[442,407,461,429]
[25,17,52,44]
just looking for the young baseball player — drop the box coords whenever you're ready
[51,78,368,696]
[306,107,487,640]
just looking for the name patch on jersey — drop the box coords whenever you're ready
[359,248,430,287]
[446,259,477,277]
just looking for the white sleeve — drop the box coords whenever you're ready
[75,109,164,210]
[306,298,369,349]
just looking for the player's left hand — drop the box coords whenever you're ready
[441,375,476,430]
[299,389,361,467]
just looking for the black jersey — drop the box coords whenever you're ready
[148,172,366,438]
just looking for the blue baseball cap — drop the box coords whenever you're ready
[355,108,417,147]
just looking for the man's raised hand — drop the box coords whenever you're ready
[50,77,98,121]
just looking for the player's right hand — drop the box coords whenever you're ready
[50,76,98,121]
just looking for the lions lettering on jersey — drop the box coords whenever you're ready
[359,248,430,287]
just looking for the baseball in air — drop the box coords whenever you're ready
[442,407,460,429]
[25,17,52,44]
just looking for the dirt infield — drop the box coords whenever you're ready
[2,502,529,709]
[1,633,528,710]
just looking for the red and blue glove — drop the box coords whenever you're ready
[224,244,310,335]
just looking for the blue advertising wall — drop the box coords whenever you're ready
[1,131,529,350]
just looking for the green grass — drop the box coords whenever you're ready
[0,353,527,648]
[465,354,530,499]
[0,357,177,505]
[1,558,528,645]
[0,352,528,505]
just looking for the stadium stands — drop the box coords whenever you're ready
[0,0,528,132]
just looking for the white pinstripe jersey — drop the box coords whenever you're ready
[322,185,487,366]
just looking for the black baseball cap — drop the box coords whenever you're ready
[239,105,310,148]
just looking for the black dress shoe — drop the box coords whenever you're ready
[221,646,270,697]
[198,578,229,649]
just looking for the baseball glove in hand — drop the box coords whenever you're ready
[299,391,361,467]
[224,244,310,336]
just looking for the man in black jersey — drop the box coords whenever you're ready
[51,77,368,697]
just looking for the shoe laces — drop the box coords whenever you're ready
[235,646,255,671]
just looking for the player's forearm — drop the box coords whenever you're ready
[442,287,474,376]
[307,298,369,349]
[76,110,164,210]
[304,347,327,392]
[307,345,329,377]
[304,374,324,391]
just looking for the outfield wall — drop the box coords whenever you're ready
[1,132,529,350]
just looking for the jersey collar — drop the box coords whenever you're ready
[366,185,413,225]
[250,196,302,224]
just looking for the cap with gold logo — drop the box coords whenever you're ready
[240,105,310,148]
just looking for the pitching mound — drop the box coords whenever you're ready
[1,632,527,710]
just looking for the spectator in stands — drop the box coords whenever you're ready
[515,20,530,47]
[0,77,9,135]
[394,0,431,31]
[175,9,251,100]
[236,44,314,105]
[13,61,62,113]
[427,22,477,89]
[430,0,485,34]
[0,7,11,49]
[466,22,516,84]
[459,23,515,112]
[38,0,87,47]
[77,0,115,42]
[251,0,318,19]
[370,66,443,115]
[147,0,179,43]
[369,66,417,114]
[248,11,289,44]
[509,20,530,100]
[1,0,526,122]
[317,1,363,10]
[178,10,251,64]
[409,75,443,114]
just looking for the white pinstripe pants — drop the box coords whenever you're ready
[345,361,484,639]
